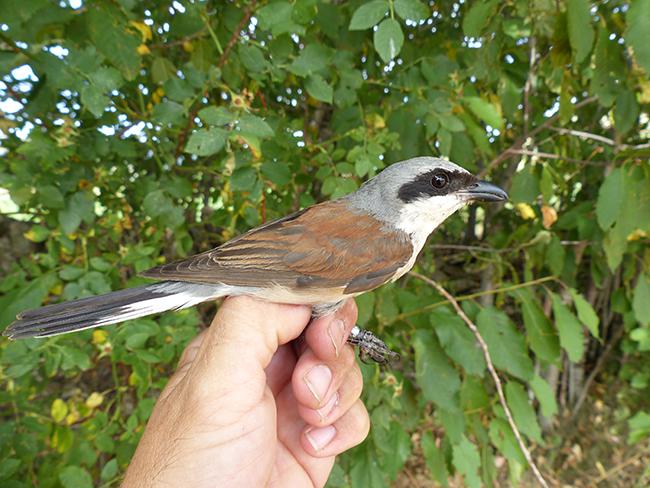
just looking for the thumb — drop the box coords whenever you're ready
[185,296,312,395]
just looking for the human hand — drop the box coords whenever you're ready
[122,297,369,487]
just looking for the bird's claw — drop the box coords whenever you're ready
[346,326,400,365]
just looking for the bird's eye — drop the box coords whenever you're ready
[431,171,449,189]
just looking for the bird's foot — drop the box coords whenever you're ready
[346,326,399,365]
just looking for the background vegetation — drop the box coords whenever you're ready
[1,0,649,486]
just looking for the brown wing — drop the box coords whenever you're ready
[140,200,413,294]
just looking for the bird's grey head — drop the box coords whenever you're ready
[347,156,507,241]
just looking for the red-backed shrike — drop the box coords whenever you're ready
[4,157,507,361]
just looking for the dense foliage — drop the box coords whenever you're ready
[1,0,649,486]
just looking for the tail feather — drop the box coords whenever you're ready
[3,281,224,339]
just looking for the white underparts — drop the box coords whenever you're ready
[394,195,467,278]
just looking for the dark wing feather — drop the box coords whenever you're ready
[141,201,413,294]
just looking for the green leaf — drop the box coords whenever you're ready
[81,84,109,118]
[505,381,542,443]
[462,0,498,37]
[373,18,404,63]
[38,185,64,209]
[59,192,95,234]
[151,57,177,83]
[529,375,558,418]
[432,308,485,376]
[349,0,389,30]
[87,6,141,80]
[185,128,227,156]
[551,292,585,363]
[231,166,257,191]
[510,167,540,203]
[625,0,650,73]
[289,44,331,77]
[237,114,274,138]
[628,411,650,444]
[261,161,291,186]
[567,0,594,63]
[421,432,449,486]
[464,96,503,130]
[152,101,185,125]
[568,288,600,338]
[256,2,305,36]
[0,458,20,480]
[238,44,269,73]
[596,167,623,230]
[100,459,118,481]
[305,74,333,103]
[477,307,534,381]
[413,330,461,411]
[613,89,639,135]
[512,289,560,364]
[452,435,481,488]
[489,418,527,465]
[394,0,429,21]
[633,274,650,327]
[199,106,236,126]
[59,466,93,488]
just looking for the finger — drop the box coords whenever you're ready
[158,330,208,402]
[296,359,363,427]
[191,296,311,377]
[177,329,208,369]
[274,386,336,488]
[291,343,357,411]
[301,400,370,458]
[265,344,297,397]
[304,300,358,361]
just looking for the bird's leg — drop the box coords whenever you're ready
[311,302,399,364]
[346,326,400,365]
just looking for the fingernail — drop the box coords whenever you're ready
[316,391,339,421]
[305,425,337,451]
[327,319,346,357]
[303,365,332,405]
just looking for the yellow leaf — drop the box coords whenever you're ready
[541,205,558,228]
[51,398,68,423]
[86,392,104,409]
[65,410,80,425]
[92,329,108,344]
[137,44,151,55]
[638,79,650,104]
[516,203,536,220]
[129,20,152,42]
[50,283,63,296]
[182,40,194,53]
[365,113,386,129]
[627,229,647,241]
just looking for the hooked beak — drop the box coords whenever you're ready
[460,180,508,202]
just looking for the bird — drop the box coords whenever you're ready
[3,156,507,361]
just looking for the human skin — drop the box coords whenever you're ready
[122,296,369,487]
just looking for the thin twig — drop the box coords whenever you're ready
[409,272,550,488]
[480,96,598,177]
[549,127,616,146]
[396,275,557,320]
[507,149,608,166]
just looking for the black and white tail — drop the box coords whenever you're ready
[3,281,224,339]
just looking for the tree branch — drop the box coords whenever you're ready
[480,96,598,178]
[409,272,550,488]
[174,2,257,157]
